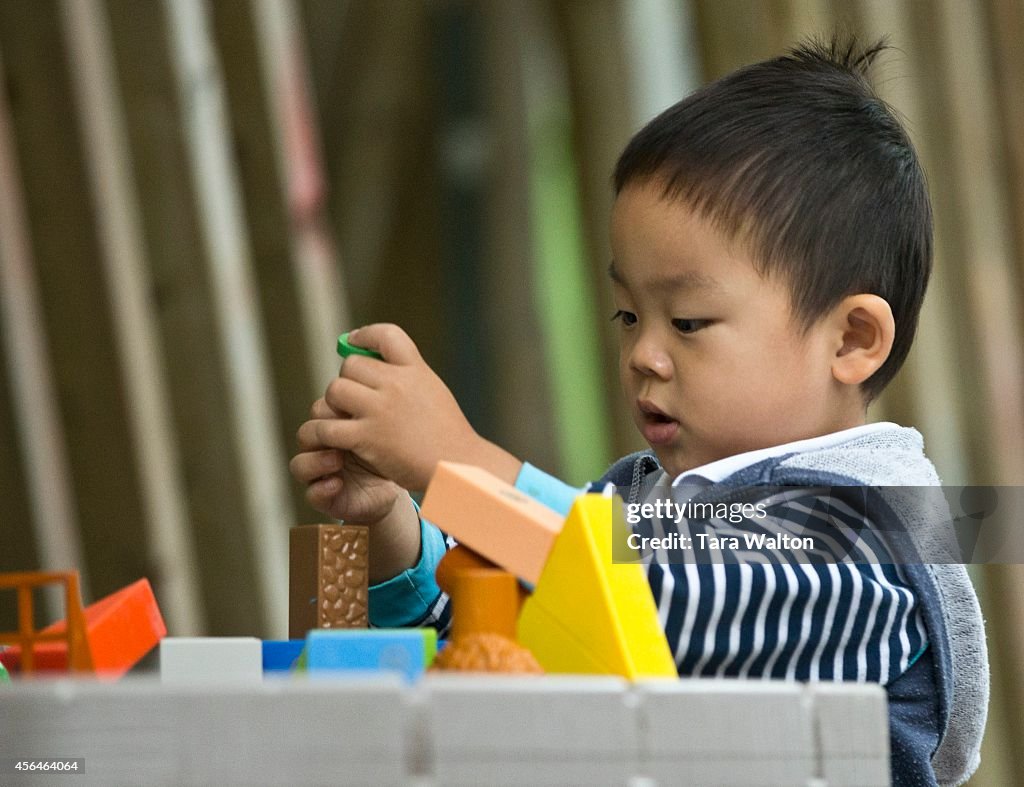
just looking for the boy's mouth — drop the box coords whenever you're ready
[638,400,679,445]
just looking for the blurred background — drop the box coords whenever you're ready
[0,0,1021,780]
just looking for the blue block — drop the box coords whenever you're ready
[262,639,305,672]
[305,629,436,682]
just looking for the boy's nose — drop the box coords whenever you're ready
[628,340,672,379]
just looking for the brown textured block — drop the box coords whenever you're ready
[289,524,369,639]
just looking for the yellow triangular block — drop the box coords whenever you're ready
[517,494,677,680]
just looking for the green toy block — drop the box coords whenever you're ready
[337,332,383,360]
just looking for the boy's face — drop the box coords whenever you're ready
[610,181,848,478]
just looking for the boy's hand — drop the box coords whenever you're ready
[290,414,422,582]
[301,323,521,491]
[290,399,402,524]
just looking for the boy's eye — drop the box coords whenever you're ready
[611,310,638,327]
[672,318,709,334]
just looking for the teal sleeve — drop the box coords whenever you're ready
[367,501,448,628]
[514,461,584,516]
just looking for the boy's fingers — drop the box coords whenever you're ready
[289,448,343,483]
[296,418,328,451]
[323,376,376,417]
[306,476,342,510]
[296,417,359,452]
[348,323,421,366]
[338,354,388,389]
[310,397,340,419]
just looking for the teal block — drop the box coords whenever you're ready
[304,629,437,682]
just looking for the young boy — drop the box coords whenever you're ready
[290,38,986,786]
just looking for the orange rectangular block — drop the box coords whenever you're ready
[420,462,563,584]
[0,578,166,678]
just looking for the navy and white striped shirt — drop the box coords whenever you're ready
[631,480,926,685]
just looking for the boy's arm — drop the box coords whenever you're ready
[366,498,452,628]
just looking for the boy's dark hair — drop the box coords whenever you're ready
[613,36,931,400]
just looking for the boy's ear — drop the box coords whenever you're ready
[830,294,895,386]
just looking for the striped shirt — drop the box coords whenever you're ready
[630,482,926,685]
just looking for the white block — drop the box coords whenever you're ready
[635,678,815,784]
[420,675,636,785]
[808,682,889,787]
[0,675,411,786]
[0,679,179,786]
[159,637,262,685]
[435,761,633,785]
[174,678,408,785]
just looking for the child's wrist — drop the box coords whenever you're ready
[456,433,522,485]
[341,486,403,529]
[360,491,421,584]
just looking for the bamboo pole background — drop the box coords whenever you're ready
[1,2,150,610]
[0,1,1020,780]
[0,43,85,619]
[163,0,293,636]
[61,0,203,636]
